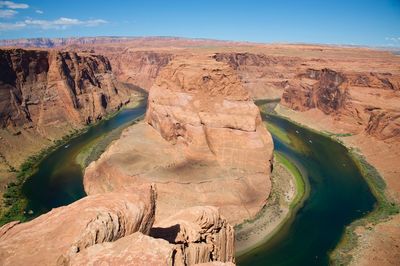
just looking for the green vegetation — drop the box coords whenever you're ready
[274,152,306,208]
[76,115,143,168]
[0,129,85,225]
[264,122,291,145]
[330,151,400,265]
[0,98,146,226]
[258,105,399,265]
[235,150,307,242]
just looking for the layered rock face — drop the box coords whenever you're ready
[0,185,157,265]
[107,50,173,90]
[281,68,348,114]
[0,48,139,170]
[213,52,299,99]
[84,56,273,225]
[0,48,132,130]
[281,68,400,141]
[145,56,272,169]
[0,185,235,265]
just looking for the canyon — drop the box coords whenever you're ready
[0,37,399,265]
[0,48,142,201]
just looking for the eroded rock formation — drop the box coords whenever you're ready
[281,68,348,114]
[69,206,235,265]
[0,185,156,265]
[84,55,274,225]
[281,68,400,141]
[0,184,236,265]
[0,48,133,130]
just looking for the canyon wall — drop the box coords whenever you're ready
[106,50,173,90]
[281,67,400,141]
[0,48,140,170]
[213,52,298,99]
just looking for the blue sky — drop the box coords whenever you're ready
[0,0,399,46]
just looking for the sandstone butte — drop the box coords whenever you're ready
[84,54,274,226]
[0,48,141,193]
[0,184,236,265]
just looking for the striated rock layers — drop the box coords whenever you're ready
[106,50,173,90]
[0,48,134,130]
[281,68,400,141]
[84,55,274,225]
[0,48,140,169]
[213,52,299,100]
[0,185,235,265]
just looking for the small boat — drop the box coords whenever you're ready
[309,140,312,143]
[295,130,299,134]
[64,144,70,149]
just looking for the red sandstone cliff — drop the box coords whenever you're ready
[0,48,140,171]
[281,68,400,141]
[106,50,173,90]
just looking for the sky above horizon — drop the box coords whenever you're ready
[0,0,399,47]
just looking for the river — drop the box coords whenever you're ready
[21,102,147,219]
[20,102,376,265]
[238,109,376,265]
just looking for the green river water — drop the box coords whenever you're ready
[19,102,376,265]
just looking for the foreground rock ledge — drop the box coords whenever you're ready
[84,55,274,225]
[0,185,236,265]
[69,206,235,265]
[0,185,156,265]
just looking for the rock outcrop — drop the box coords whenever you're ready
[68,206,235,265]
[84,55,274,225]
[0,183,236,265]
[0,185,156,265]
[151,206,235,265]
[281,68,348,114]
[145,56,272,170]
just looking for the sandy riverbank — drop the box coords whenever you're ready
[235,151,307,255]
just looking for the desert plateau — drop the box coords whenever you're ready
[0,1,399,265]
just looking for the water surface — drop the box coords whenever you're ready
[238,113,376,265]
[22,103,146,219]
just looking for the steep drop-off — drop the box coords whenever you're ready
[106,50,173,90]
[0,48,139,171]
[281,67,400,141]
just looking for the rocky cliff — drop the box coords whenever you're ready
[281,67,400,141]
[0,48,140,170]
[84,55,274,225]
[0,185,235,265]
[106,50,173,90]
[213,52,299,99]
